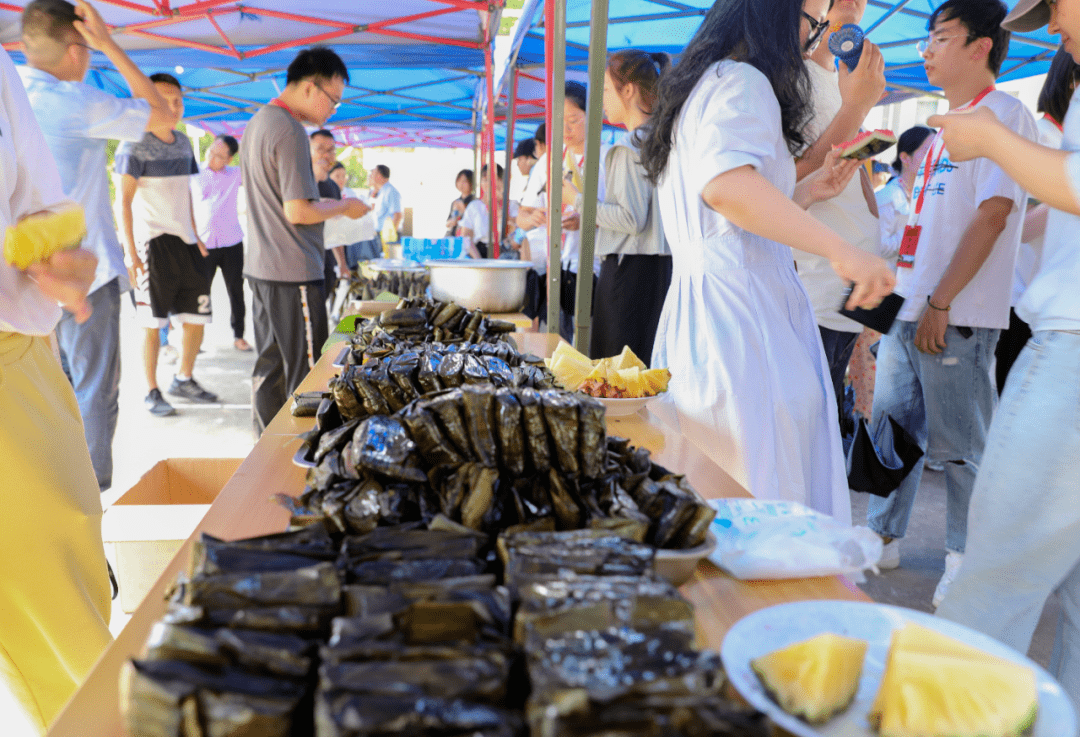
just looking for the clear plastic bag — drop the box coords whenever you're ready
[706,499,883,581]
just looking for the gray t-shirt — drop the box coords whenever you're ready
[241,104,322,283]
[115,130,199,245]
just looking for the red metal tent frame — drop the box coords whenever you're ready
[1,0,496,58]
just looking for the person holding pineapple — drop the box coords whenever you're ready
[1,46,113,733]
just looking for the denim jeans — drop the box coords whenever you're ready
[865,320,999,553]
[55,278,121,492]
[345,239,382,270]
[818,326,859,431]
[936,331,1080,712]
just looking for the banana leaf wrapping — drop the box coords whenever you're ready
[124,658,308,737]
[499,530,656,594]
[513,575,693,644]
[313,692,523,737]
[525,627,766,737]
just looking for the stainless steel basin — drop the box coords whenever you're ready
[426,259,533,313]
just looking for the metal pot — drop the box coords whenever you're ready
[427,259,533,313]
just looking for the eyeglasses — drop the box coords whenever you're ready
[803,11,829,53]
[916,33,972,54]
[314,82,342,111]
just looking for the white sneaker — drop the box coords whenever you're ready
[932,550,964,608]
[926,460,945,472]
[879,539,901,570]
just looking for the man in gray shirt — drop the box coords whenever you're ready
[241,46,368,435]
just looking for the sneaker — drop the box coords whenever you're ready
[144,388,177,417]
[932,550,964,608]
[168,377,220,404]
[879,539,901,570]
[160,344,179,365]
[926,460,945,472]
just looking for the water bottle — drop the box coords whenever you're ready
[829,24,864,71]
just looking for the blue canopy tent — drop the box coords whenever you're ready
[0,0,506,145]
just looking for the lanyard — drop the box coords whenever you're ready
[1045,113,1064,133]
[270,98,298,120]
[912,85,995,220]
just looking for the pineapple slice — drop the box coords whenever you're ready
[548,344,595,390]
[4,205,87,269]
[751,633,868,723]
[872,650,1038,737]
[613,345,647,371]
[616,366,645,397]
[641,367,671,395]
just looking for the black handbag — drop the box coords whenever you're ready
[846,415,924,497]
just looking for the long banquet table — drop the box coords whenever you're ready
[48,331,869,735]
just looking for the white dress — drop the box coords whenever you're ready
[652,60,851,524]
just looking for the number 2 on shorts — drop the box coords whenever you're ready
[198,295,211,314]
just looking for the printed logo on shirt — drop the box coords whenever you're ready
[912,157,957,201]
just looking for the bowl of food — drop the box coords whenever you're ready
[592,395,657,417]
[655,530,718,586]
[426,259,533,313]
[545,343,671,416]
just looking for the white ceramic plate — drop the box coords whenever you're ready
[721,600,1077,737]
[593,394,657,417]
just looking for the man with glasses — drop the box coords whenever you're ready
[18,0,176,490]
[240,46,369,436]
[794,0,888,439]
[864,0,1036,608]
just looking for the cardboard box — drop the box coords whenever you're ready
[102,458,243,613]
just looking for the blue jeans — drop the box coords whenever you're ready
[345,239,382,270]
[865,320,999,553]
[55,278,121,492]
[936,331,1080,711]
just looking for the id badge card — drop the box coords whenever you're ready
[897,224,921,269]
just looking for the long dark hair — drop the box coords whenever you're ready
[640,0,811,184]
[1038,46,1080,126]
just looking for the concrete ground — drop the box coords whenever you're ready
[852,469,1061,668]
[0,274,1062,731]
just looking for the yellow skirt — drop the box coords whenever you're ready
[0,331,111,731]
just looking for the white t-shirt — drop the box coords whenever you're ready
[794,60,882,333]
[562,147,607,275]
[0,50,70,336]
[1011,116,1063,306]
[895,90,1036,328]
[1018,88,1080,332]
[459,198,490,243]
[522,152,549,275]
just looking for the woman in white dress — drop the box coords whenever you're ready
[639,0,895,521]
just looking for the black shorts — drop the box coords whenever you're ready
[134,233,212,328]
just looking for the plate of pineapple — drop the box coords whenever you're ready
[545,343,671,417]
[721,600,1075,737]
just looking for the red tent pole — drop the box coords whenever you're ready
[544,0,553,196]
[484,11,499,257]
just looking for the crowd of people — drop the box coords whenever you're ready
[4,0,1080,729]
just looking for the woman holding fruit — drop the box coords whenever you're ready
[638,0,894,518]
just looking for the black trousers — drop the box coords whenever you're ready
[590,254,672,364]
[202,242,245,340]
[995,307,1032,396]
[249,278,329,436]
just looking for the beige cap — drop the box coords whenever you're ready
[1002,0,1051,32]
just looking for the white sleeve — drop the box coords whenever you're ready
[72,84,151,142]
[689,63,785,197]
[971,98,1038,211]
[0,50,71,334]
